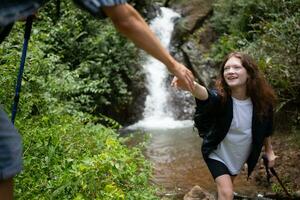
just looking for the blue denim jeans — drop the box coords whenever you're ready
[0,108,22,180]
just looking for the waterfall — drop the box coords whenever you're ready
[128,7,192,130]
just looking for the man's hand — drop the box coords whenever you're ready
[169,62,195,92]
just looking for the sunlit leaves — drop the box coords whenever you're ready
[14,114,158,199]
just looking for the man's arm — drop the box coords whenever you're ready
[103,4,195,92]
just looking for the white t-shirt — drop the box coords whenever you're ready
[209,97,253,175]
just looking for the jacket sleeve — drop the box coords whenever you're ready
[193,88,220,138]
[265,106,274,137]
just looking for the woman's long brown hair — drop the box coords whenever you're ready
[215,52,276,116]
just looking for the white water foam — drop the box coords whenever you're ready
[127,7,193,130]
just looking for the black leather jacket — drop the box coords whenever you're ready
[194,89,273,177]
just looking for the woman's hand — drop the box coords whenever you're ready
[265,150,277,168]
[264,137,277,168]
[171,77,209,101]
[171,76,192,91]
[169,62,195,92]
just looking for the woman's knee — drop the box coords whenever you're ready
[215,175,234,200]
[218,186,233,199]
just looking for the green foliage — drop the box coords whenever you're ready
[45,1,143,117]
[14,114,158,199]
[243,13,300,115]
[0,0,143,121]
[271,181,293,195]
[209,34,249,61]
[209,0,300,126]
[211,0,300,37]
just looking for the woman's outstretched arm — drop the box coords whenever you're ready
[171,77,208,101]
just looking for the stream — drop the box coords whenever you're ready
[124,126,268,199]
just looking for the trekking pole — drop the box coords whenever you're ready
[262,154,291,198]
[11,15,34,124]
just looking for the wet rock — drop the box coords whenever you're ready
[184,185,215,200]
[171,0,214,45]
[295,177,300,185]
[168,85,195,120]
[263,192,277,197]
[163,0,218,88]
[181,40,217,87]
[168,0,213,31]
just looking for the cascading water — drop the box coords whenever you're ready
[129,7,192,130]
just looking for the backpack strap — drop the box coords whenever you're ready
[11,16,34,124]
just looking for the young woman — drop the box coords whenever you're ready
[172,52,277,200]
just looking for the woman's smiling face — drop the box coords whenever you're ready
[223,56,249,89]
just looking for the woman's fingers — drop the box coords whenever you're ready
[268,155,278,168]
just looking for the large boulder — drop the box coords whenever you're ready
[166,0,218,87]
[181,39,217,87]
[171,0,214,42]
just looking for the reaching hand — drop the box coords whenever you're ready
[169,62,195,92]
[171,76,192,91]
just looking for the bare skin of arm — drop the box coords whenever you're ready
[264,137,277,168]
[171,77,208,100]
[103,4,195,92]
